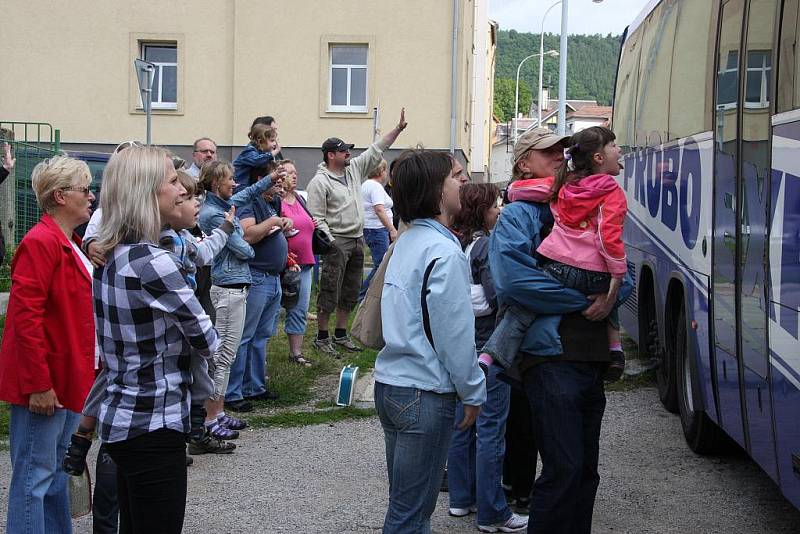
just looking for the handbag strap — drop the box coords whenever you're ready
[294,193,313,219]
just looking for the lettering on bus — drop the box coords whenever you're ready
[624,137,702,249]
[770,168,800,340]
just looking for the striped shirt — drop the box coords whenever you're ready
[94,243,218,443]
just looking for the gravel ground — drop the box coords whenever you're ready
[1,386,799,533]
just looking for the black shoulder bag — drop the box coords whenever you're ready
[294,194,334,255]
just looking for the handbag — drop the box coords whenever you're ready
[294,194,334,255]
[351,242,394,349]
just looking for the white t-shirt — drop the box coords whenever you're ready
[70,240,101,369]
[362,179,393,230]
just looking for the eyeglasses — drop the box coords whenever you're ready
[193,149,216,155]
[63,186,94,195]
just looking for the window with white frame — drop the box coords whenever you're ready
[141,43,178,110]
[329,45,368,112]
[717,50,739,108]
[745,50,771,108]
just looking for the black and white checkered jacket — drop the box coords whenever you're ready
[93,242,219,443]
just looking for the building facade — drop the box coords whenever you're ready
[0,0,495,186]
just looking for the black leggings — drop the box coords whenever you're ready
[104,428,187,534]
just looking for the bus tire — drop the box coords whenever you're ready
[676,306,726,454]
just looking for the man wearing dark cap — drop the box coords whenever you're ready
[306,108,407,356]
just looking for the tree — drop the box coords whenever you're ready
[493,78,532,122]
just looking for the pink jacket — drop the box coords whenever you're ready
[508,174,628,278]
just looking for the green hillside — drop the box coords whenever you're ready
[494,29,621,121]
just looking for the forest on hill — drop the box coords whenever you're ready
[494,29,622,122]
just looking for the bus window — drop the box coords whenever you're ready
[635,1,678,147]
[669,1,716,139]
[777,0,800,112]
[613,27,642,153]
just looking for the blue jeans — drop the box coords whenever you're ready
[359,227,390,300]
[482,304,537,369]
[523,362,606,534]
[375,383,456,534]
[226,270,282,401]
[284,265,313,335]
[448,364,512,525]
[7,405,80,534]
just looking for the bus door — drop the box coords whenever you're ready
[712,0,779,477]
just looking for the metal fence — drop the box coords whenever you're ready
[1,122,61,291]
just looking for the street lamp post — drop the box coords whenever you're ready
[555,0,604,135]
[538,0,562,129]
[514,50,558,142]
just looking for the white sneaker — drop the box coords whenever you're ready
[449,505,478,517]
[478,512,529,532]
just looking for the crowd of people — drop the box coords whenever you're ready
[0,112,630,533]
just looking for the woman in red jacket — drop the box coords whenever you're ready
[0,155,97,533]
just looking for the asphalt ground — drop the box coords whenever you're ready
[1,386,799,533]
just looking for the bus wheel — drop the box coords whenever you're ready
[676,306,726,454]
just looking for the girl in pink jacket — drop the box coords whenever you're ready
[480,127,627,380]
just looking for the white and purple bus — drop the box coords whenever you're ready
[613,0,800,509]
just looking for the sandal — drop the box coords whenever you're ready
[289,353,313,367]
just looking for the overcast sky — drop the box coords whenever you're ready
[489,0,654,36]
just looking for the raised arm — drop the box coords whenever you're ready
[349,108,408,180]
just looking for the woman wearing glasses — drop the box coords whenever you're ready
[0,156,98,533]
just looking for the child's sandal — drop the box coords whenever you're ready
[289,354,313,368]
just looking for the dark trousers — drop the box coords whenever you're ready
[503,387,537,503]
[523,362,606,534]
[104,429,187,534]
[92,444,119,534]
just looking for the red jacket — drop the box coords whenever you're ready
[0,214,95,412]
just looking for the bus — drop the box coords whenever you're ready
[612,0,800,510]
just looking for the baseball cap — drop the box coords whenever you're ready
[321,137,355,154]
[513,128,570,162]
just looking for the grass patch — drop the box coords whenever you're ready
[0,401,9,443]
[245,406,376,429]
[605,369,656,392]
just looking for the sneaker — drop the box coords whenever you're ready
[218,414,248,431]
[225,399,254,413]
[332,335,362,352]
[187,435,236,455]
[208,422,239,440]
[448,505,477,517]
[245,390,279,401]
[313,337,340,357]
[478,513,528,533]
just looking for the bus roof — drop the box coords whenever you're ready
[625,0,663,40]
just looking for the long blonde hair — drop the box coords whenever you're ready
[95,145,171,252]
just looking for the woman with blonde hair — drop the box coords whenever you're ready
[92,146,218,534]
[0,155,97,533]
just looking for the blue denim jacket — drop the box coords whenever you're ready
[374,219,487,406]
[233,143,276,194]
[489,201,633,356]
[198,177,275,286]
